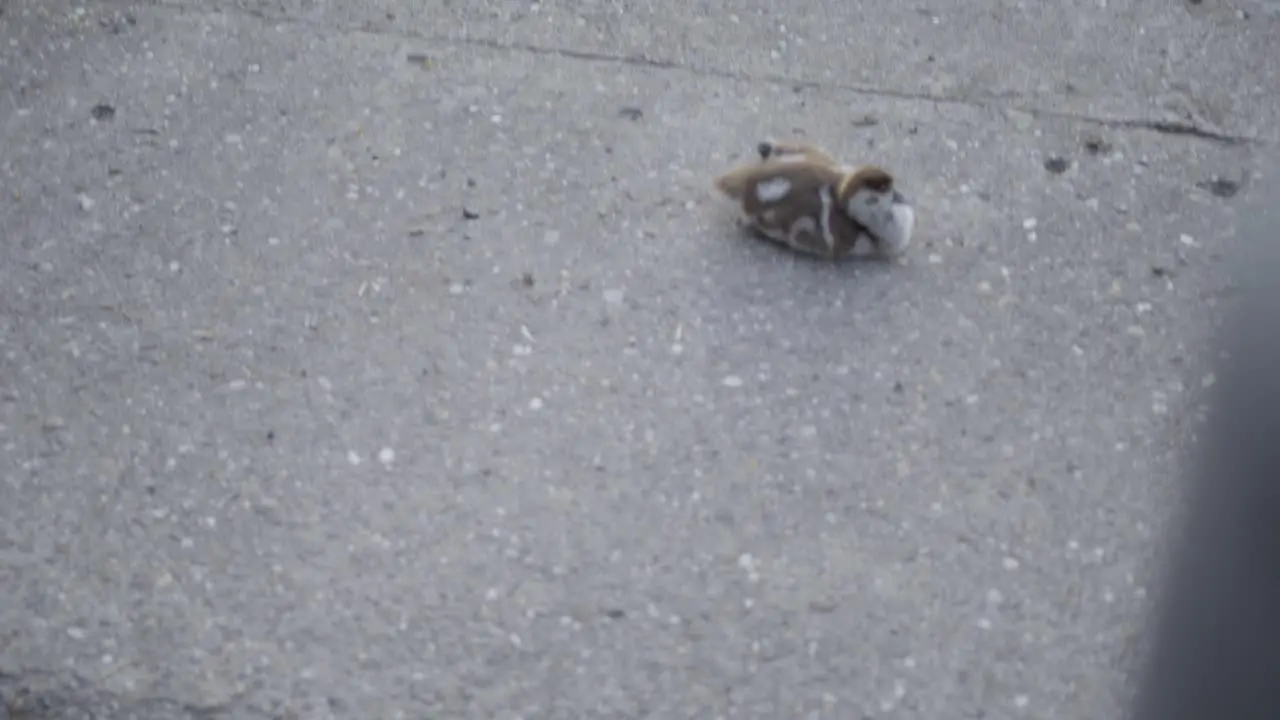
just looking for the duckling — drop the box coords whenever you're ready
[713,139,915,259]
[754,139,916,258]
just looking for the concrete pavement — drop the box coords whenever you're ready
[1,0,1275,717]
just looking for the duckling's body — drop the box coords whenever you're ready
[713,139,916,260]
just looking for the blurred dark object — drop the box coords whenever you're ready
[1130,158,1280,720]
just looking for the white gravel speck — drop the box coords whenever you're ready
[603,288,625,305]
[378,447,395,465]
[1014,694,1030,709]
[1179,233,1198,247]
[1002,556,1020,571]
[529,397,544,410]
[76,193,95,211]
[449,282,465,295]
[1022,217,1037,229]
[722,375,744,388]
[66,627,87,640]
[927,253,942,264]
[346,450,362,465]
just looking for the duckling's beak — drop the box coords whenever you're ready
[892,189,908,205]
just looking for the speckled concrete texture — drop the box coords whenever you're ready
[0,0,1274,718]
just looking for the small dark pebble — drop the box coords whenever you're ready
[266,430,275,443]
[892,381,904,394]
[618,107,643,121]
[1151,265,1174,278]
[604,608,626,619]
[851,114,879,127]
[91,103,115,121]
[1082,134,1112,155]
[466,177,476,188]
[408,228,425,237]
[521,272,534,287]
[405,53,429,65]
[462,207,480,220]
[1197,177,1240,198]
[1044,156,1070,174]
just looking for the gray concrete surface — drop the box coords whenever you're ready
[0,0,1275,717]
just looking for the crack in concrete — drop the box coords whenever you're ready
[121,0,1265,146]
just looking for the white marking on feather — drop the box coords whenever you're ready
[755,177,791,203]
[818,185,836,252]
[787,216,818,247]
